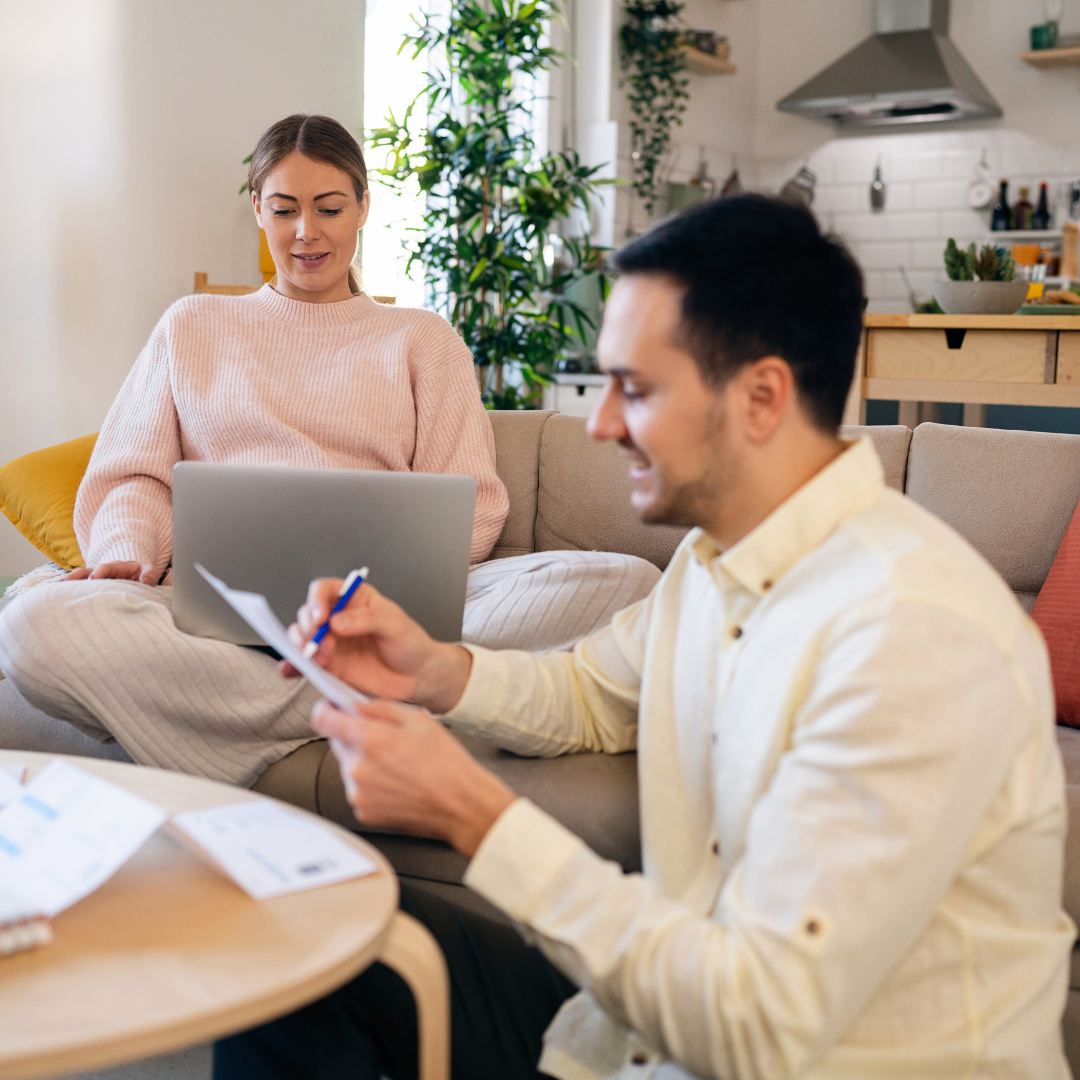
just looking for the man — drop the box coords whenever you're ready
[216,195,1073,1079]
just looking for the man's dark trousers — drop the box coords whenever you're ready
[213,880,577,1079]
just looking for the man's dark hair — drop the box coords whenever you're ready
[611,194,865,432]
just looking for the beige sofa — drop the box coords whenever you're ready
[3,412,1080,1067]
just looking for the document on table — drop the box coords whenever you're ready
[0,760,167,916]
[1,763,26,783]
[195,565,370,715]
[0,767,23,810]
[168,801,378,900]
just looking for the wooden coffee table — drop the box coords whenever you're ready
[0,751,449,1080]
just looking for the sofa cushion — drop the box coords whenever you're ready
[906,423,1080,595]
[0,433,98,570]
[0,678,130,760]
[1033,499,1080,727]
[839,424,910,492]
[257,730,642,885]
[486,410,551,560]
[534,414,688,570]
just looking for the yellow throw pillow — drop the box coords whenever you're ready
[0,434,99,570]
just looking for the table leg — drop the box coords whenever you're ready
[379,910,450,1080]
[897,401,918,429]
[962,403,986,427]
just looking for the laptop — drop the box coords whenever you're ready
[171,463,477,646]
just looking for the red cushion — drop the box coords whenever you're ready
[1033,498,1080,727]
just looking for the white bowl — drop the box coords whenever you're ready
[931,280,1030,315]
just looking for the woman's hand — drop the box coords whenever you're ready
[312,698,515,857]
[64,562,159,584]
[284,578,473,714]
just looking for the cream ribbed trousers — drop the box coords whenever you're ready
[0,552,659,785]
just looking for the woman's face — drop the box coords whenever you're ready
[253,152,370,304]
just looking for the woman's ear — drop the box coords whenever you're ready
[356,188,371,231]
[251,190,263,230]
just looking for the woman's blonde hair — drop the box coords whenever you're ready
[248,114,368,294]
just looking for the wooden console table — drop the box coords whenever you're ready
[843,314,1080,427]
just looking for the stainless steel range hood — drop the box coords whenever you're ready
[776,0,1001,129]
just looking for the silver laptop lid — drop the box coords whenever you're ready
[171,463,476,646]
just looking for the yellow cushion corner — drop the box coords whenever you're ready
[0,434,99,570]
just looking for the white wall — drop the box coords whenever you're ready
[0,0,364,575]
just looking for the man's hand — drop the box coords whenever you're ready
[285,578,472,714]
[64,562,158,584]
[312,699,515,858]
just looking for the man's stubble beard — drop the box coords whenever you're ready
[634,397,731,530]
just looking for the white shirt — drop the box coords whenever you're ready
[450,438,1075,1080]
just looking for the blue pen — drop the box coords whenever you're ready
[302,566,368,659]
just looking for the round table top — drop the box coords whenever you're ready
[0,750,397,1080]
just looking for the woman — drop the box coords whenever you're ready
[0,114,657,786]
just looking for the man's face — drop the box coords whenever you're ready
[589,274,735,529]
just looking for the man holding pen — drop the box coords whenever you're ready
[216,195,1072,1079]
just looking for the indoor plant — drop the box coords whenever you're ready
[618,0,690,219]
[368,0,609,408]
[933,239,1027,315]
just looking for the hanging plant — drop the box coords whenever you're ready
[619,0,690,216]
[368,0,610,409]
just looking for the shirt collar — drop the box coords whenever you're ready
[692,437,885,597]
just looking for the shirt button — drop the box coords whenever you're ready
[732,626,743,639]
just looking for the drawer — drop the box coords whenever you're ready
[543,383,604,418]
[866,329,1048,383]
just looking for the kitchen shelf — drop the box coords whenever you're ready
[680,46,736,75]
[1022,46,1080,68]
[983,230,1063,242]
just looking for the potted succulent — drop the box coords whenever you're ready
[933,240,1028,315]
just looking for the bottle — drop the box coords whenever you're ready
[991,180,1011,231]
[1034,182,1051,229]
[1063,220,1080,280]
[1013,186,1033,230]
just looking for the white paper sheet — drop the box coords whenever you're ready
[168,801,378,900]
[0,768,23,810]
[195,565,370,715]
[1,763,26,784]
[0,760,167,916]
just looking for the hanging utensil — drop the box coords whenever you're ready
[780,165,817,208]
[870,158,886,212]
[966,148,994,210]
[720,154,742,198]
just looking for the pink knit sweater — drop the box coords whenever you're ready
[74,287,509,577]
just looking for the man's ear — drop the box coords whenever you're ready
[738,356,794,445]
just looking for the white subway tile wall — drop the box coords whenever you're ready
[613,128,1080,315]
[794,129,1079,313]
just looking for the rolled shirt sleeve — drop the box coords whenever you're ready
[444,596,650,757]
[409,326,509,564]
[73,326,181,576]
